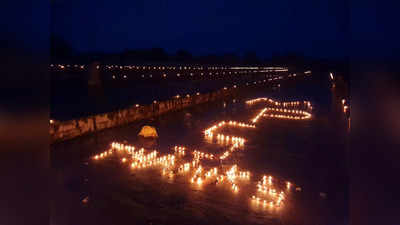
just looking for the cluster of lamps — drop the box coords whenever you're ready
[50,64,85,69]
[93,140,292,211]
[92,96,309,212]
[251,175,289,208]
[216,134,245,146]
[174,146,186,156]
[249,98,313,123]
[203,120,250,154]
[193,150,215,160]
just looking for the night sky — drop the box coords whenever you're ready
[51,0,349,58]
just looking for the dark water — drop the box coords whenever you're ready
[51,75,268,121]
[50,75,348,225]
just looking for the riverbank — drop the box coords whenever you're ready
[50,85,253,144]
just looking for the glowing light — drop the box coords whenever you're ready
[344,105,348,113]
[91,95,304,213]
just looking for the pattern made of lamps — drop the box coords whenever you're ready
[93,142,292,211]
[91,98,312,213]
[248,98,313,122]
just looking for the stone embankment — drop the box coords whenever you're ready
[50,87,241,144]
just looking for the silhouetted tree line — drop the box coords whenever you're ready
[50,34,348,81]
[50,35,267,66]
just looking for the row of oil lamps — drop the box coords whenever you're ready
[193,150,215,160]
[262,107,312,120]
[246,98,278,105]
[264,114,311,120]
[204,120,255,136]
[50,64,85,69]
[265,107,310,114]
[113,72,284,79]
[216,134,245,145]
[247,98,312,109]
[141,79,284,111]
[251,108,268,123]
[51,64,287,71]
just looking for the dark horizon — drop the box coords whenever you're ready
[51,34,350,70]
